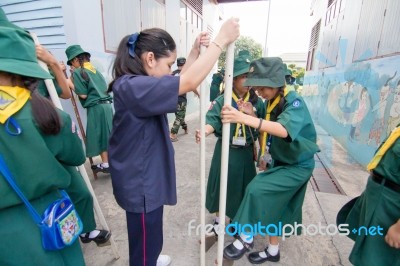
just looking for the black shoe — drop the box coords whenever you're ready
[248,249,280,264]
[91,164,109,174]
[80,230,111,245]
[223,237,254,260]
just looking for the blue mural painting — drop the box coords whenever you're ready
[303,42,400,166]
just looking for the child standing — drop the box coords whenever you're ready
[107,19,239,266]
[220,57,319,264]
[65,45,113,173]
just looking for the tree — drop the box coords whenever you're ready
[217,36,263,68]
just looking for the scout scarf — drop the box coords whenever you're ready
[367,126,400,171]
[232,91,250,141]
[260,88,288,156]
[83,62,96,74]
[0,86,30,124]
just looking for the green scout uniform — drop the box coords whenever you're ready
[37,72,96,234]
[206,94,265,219]
[0,103,86,266]
[72,65,113,157]
[341,135,400,265]
[37,71,63,98]
[233,91,319,232]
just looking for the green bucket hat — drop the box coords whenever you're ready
[65,45,91,65]
[233,54,251,78]
[0,26,52,80]
[0,7,25,30]
[244,57,285,88]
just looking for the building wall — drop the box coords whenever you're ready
[1,0,219,128]
[303,0,400,166]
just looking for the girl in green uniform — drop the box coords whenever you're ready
[65,45,113,173]
[220,57,319,264]
[337,125,400,266]
[0,26,85,265]
[196,52,265,241]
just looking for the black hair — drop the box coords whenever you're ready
[21,76,61,135]
[76,54,90,83]
[108,28,176,92]
[269,86,286,121]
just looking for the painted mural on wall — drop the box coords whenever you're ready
[303,54,400,166]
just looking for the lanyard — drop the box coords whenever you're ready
[232,92,250,139]
[260,88,288,156]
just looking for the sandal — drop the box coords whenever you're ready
[170,137,178,142]
[80,229,111,245]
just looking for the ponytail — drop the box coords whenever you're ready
[22,76,61,135]
[77,55,90,83]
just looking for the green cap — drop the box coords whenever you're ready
[65,44,91,65]
[0,26,52,80]
[244,57,285,88]
[233,53,251,78]
[238,50,251,60]
[283,63,293,76]
[0,7,25,30]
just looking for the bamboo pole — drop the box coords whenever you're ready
[30,33,120,259]
[216,43,235,266]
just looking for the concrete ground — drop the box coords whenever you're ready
[82,114,369,266]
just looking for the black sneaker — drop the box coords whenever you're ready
[80,229,111,245]
[91,164,109,173]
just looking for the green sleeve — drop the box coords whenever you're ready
[72,69,88,96]
[206,96,224,136]
[277,96,306,142]
[43,111,86,166]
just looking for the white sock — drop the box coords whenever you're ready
[214,217,220,224]
[232,233,253,250]
[101,162,109,168]
[267,243,279,256]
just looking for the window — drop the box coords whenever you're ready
[306,20,321,71]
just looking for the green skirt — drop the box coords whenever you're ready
[206,140,256,219]
[233,163,313,234]
[343,178,400,266]
[85,103,113,157]
[0,191,85,266]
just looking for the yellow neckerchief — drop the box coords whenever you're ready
[0,86,30,124]
[232,91,250,140]
[367,126,400,171]
[261,88,288,156]
[83,62,96,74]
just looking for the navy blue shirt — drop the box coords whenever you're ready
[109,74,179,213]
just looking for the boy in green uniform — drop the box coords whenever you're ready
[196,52,265,247]
[0,26,85,265]
[65,45,113,173]
[220,57,319,263]
[337,125,400,265]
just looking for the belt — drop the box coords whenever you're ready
[97,100,112,104]
[229,144,252,149]
[371,171,400,193]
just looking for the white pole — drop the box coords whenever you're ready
[263,0,271,57]
[30,33,120,259]
[217,42,235,266]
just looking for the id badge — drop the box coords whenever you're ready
[232,136,246,146]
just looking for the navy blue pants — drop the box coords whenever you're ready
[126,206,164,266]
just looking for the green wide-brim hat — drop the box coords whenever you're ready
[233,55,251,78]
[0,7,26,31]
[244,57,285,88]
[65,44,91,65]
[0,26,52,80]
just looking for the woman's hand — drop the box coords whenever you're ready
[238,100,256,116]
[193,32,210,52]
[221,105,245,124]
[214,17,240,48]
[195,129,201,144]
[385,219,400,249]
[36,45,57,66]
